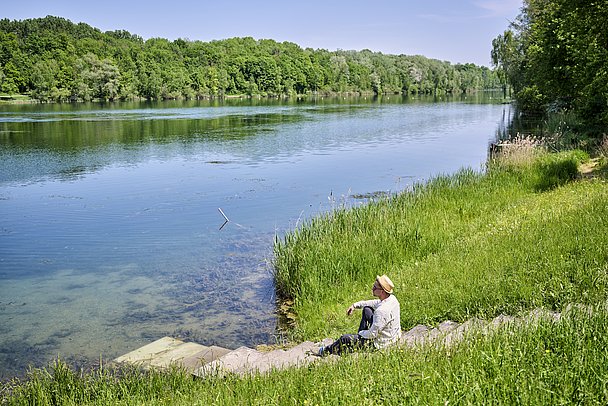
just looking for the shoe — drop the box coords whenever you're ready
[317,346,325,357]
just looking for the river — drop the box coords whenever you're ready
[0,94,512,379]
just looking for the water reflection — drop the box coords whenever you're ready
[493,103,551,143]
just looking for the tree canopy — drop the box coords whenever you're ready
[492,0,608,136]
[0,16,499,102]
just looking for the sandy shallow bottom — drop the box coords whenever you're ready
[0,236,277,380]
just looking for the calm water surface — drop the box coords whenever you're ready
[0,95,513,378]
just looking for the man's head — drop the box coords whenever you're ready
[372,274,394,298]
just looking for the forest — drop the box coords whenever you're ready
[492,0,608,138]
[0,16,500,102]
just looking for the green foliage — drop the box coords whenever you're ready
[74,53,121,101]
[492,0,608,138]
[532,150,587,191]
[0,16,498,102]
[516,85,545,114]
[542,109,583,150]
[491,30,516,98]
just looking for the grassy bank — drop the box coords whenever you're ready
[274,148,608,342]
[0,94,32,103]
[4,305,608,404]
[3,145,608,404]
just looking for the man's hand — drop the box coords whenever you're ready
[346,305,355,316]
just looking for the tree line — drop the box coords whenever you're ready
[0,16,500,102]
[491,0,608,138]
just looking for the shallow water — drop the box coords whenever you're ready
[0,95,513,379]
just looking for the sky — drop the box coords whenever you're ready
[3,0,523,67]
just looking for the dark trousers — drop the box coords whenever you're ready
[324,306,374,355]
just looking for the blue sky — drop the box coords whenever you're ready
[4,0,522,66]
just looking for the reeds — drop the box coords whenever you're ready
[490,133,546,169]
[600,135,608,160]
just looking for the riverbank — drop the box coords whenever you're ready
[274,145,607,342]
[0,94,33,104]
[0,90,502,105]
[3,142,607,404]
[0,91,389,105]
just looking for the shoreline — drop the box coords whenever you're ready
[0,89,506,106]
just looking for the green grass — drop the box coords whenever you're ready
[274,150,607,340]
[0,94,32,102]
[3,149,608,405]
[4,305,608,405]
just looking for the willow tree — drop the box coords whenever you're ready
[491,30,516,99]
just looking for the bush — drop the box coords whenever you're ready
[533,150,589,191]
[516,85,546,115]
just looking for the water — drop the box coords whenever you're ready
[0,95,513,379]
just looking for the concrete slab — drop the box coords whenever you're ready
[400,325,430,347]
[114,337,185,365]
[442,318,486,347]
[196,346,264,377]
[180,346,231,371]
[438,320,460,333]
[250,342,317,373]
[114,337,232,373]
[149,342,209,368]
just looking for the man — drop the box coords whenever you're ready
[318,274,401,356]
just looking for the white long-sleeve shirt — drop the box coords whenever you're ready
[353,294,401,349]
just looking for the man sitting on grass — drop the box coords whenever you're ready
[318,274,401,356]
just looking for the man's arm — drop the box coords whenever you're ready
[358,310,388,340]
[347,299,380,315]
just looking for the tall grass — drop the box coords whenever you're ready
[543,109,584,150]
[5,305,608,405]
[274,148,606,340]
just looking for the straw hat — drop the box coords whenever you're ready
[376,274,394,294]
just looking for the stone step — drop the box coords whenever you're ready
[440,318,485,347]
[113,337,230,373]
[399,324,431,346]
[114,336,185,366]
[195,346,264,377]
[250,338,334,374]
[117,310,560,377]
[180,346,231,371]
[148,341,210,369]
[194,338,335,377]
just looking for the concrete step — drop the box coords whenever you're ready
[114,336,185,366]
[195,346,264,377]
[113,337,230,373]
[148,341,210,369]
[180,346,231,371]
[194,338,335,377]
[440,318,486,347]
[399,324,431,346]
[250,338,334,374]
[118,310,564,378]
